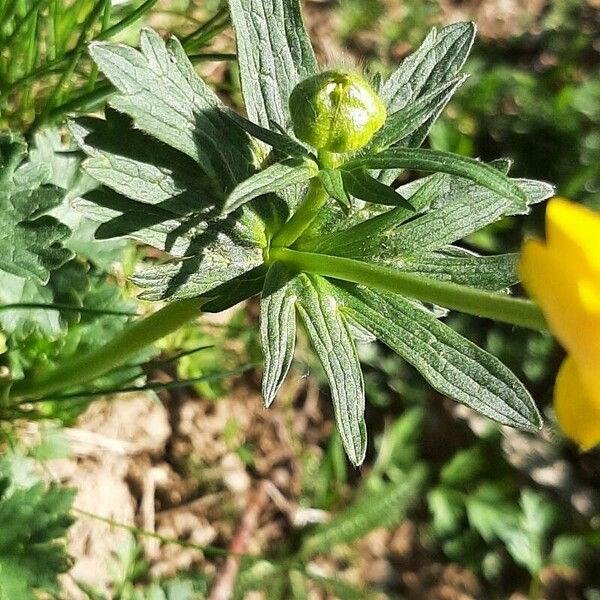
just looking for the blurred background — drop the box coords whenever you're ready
[0,0,599,598]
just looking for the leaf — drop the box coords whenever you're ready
[341,168,413,209]
[376,22,476,185]
[295,172,448,254]
[201,264,268,313]
[502,490,558,576]
[295,274,367,466]
[227,0,318,130]
[70,112,221,216]
[465,483,518,543]
[260,262,297,406]
[302,167,553,260]
[427,487,465,536]
[223,157,318,214]
[0,134,72,337]
[333,282,542,431]
[0,156,71,283]
[222,108,309,158]
[0,271,61,338]
[380,22,475,144]
[345,147,527,208]
[440,445,490,486]
[0,472,74,600]
[371,76,468,150]
[371,177,553,258]
[318,168,350,207]
[74,188,208,258]
[88,29,255,194]
[132,208,267,301]
[301,465,427,556]
[29,127,126,271]
[390,251,519,292]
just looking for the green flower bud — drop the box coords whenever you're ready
[289,70,387,153]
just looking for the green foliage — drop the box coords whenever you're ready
[301,464,427,556]
[0,465,74,600]
[0,0,231,132]
[427,439,596,583]
[235,464,427,597]
[71,0,554,465]
[0,133,72,337]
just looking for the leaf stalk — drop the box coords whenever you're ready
[8,297,204,401]
[269,248,548,332]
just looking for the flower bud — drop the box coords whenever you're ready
[289,70,386,153]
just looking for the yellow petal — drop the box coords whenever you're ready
[519,238,600,359]
[554,356,600,451]
[546,197,600,276]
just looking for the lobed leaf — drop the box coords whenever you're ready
[370,177,554,259]
[88,29,254,194]
[0,135,72,287]
[74,188,208,258]
[0,474,74,600]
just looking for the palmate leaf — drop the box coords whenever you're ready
[78,30,288,306]
[73,7,551,467]
[71,111,220,216]
[0,135,73,337]
[88,29,254,194]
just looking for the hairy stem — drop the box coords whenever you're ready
[270,248,548,331]
[9,297,203,401]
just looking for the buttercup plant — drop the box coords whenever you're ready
[4,0,561,465]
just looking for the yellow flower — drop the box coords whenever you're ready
[519,197,600,450]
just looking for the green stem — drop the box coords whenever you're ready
[271,178,329,248]
[270,248,548,331]
[9,298,203,401]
